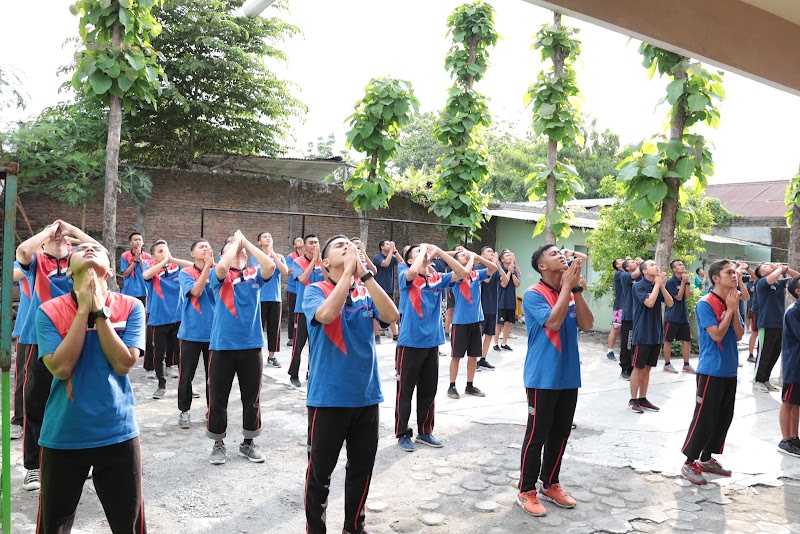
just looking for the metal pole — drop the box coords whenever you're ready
[200,208,205,238]
[301,216,306,239]
[1,162,19,534]
[390,221,394,242]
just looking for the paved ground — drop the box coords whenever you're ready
[6,326,800,533]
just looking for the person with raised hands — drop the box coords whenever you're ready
[254,231,289,368]
[517,244,593,517]
[15,219,96,492]
[36,241,146,532]
[176,239,216,429]
[303,235,399,534]
[394,243,468,452]
[447,246,497,400]
[206,230,275,465]
[288,234,325,387]
[142,239,192,399]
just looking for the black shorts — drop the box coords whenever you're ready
[633,344,661,369]
[783,383,800,406]
[481,314,496,336]
[497,308,516,324]
[260,301,282,353]
[664,322,691,342]
[446,291,454,310]
[451,322,482,358]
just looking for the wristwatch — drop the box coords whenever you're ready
[360,271,374,283]
[571,285,584,294]
[92,306,111,321]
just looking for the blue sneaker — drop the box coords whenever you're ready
[398,435,415,452]
[606,350,617,361]
[415,433,443,448]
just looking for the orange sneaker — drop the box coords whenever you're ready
[538,483,576,508]
[517,490,547,516]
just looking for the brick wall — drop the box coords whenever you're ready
[16,167,498,260]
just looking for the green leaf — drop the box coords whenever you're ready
[687,93,710,112]
[119,7,133,32]
[665,79,686,105]
[88,72,112,95]
[647,180,669,202]
[537,102,557,117]
[674,157,694,181]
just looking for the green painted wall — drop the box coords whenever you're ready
[493,216,772,333]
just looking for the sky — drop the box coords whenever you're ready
[2,0,799,184]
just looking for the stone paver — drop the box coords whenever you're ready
[420,513,445,526]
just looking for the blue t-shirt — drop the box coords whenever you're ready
[479,266,500,315]
[177,266,215,343]
[695,292,742,378]
[372,253,397,294]
[12,262,31,338]
[783,301,800,384]
[119,250,151,298]
[523,282,581,390]
[612,269,624,311]
[756,276,789,329]
[293,255,324,314]
[286,252,299,294]
[304,281,384,408]
[619,271,636,322]
[397,270,454,348]
[251,254,285,302]
[664,275,689,324]
[497,264,519,310]
[749,282,759,317]
[37,292,145,449]
[210,266,269,350]
[18,252,73,344]
[450,268,490,325]
[632,278,665,345]
[145,262,182,326]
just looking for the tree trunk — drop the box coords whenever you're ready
[544,12,565,245]
[358,209,369,247]
[654,62,687,272]
[103,24,122,291]
[790,203,800,268]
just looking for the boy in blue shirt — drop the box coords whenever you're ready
[288,234,325,387]
[285,237,305,346]
[518,244,593,517]
[478,246,507,370]
[754,262,799,392]
[779,275,800,457]
[119,232,150,305]
[663,259,695,374]
[394,243,467,452]
[607,257,624,361]
[143,239,192,399]
[680,260,744,485]
[303,235,399,534]
[254,231,289,368]
[207,230,275,465]
[494,249,521,351]
[176,239,216,429]
[618,258,643,380]
[36,241,146,532]
[629,260,674,414]
[16,219,96,491]
[447,247,497,399]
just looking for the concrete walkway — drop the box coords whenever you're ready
[6,327,800,533]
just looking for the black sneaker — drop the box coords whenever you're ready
[477,359,495,371]
[392,335,398,342]
[500,344,513,351]
[445,332,451,341]
[447,386,460,399]
[493,345,501,351]
[747,354,756,363]
[266,357,281,368]
[464,385,486,397]
[638,398,660,412]
[374,334,381,345]
[628,399,643,413]
[286,340,294,347]
[620,371,631,381]
[778,439,800,457]
[152,388,165,399]
[290,377,301,387]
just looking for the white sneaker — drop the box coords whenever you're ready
[765,381,779,392]
[753,382,769,393]
[508,333,519,339]
[166,366,179,378]
[663,363,678,374]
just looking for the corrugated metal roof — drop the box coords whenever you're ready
[194,155,353,182]
[487,208,599,229]
[704,180,790,217]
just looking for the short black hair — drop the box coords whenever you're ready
[128,232,142,242]
[611,259,621,271]
[754,263,766,278]
[531,244,557,274]
[670,259,683,271]
[708,259,731,284]
[695,267,704,276]
[378,239,389,251]
[404,244,419,265]
[190,239,209,252]
[322,234,348,260]
[304,234,318,245]
[150,239,167,254]
[480,246,493,255]
[220,241,234,256]
[622,259,634,271]
[256,231,270,242]
[788,275,800,299]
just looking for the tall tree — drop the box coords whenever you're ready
[124,0,305,167]
[0,66,26,112]
[344,77,419,212]
[525,13,584,242]
[616,45,724,271]
[786,171,800,267]
[431,1,498,246]
[71,0,165,288]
